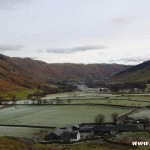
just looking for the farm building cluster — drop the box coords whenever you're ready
[44,116,150,143]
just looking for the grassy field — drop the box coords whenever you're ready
[43,91,150,107]
[114,132,150,141]
[1,89,36,100]
[0,105,134,127]
[129,108,150,119]
[1,136,149,150]
[0,127,43,138]
[61,99,150,107]
[2,89,149,106]
[115,95,150,102]
[45,91,150,100]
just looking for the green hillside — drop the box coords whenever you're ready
[111,60,150,83]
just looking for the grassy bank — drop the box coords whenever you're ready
[0,89,37,100]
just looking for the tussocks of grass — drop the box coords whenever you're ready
[0,136,30,150]
[115,132,150,141]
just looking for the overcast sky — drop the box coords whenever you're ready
[0,0,150,65]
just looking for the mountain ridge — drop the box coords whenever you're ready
[111,60,150,83]
[0,53,129,91]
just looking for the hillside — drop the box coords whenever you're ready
[0,54,38,92]
[12,58,129,82]
[111,60,150,83]
[0,53,129,91]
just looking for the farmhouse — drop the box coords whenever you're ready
[70,131,80,142]
[45,125,81,142]
[45,121,144,143]
[117,124,139,132]
[145,123,150,131]
[98,88,111,93]
[93,124,117,136]
[76,84,87,90]
[60,131,80,142]
[45,128,64,140]
[79,125,94,139]
[72,124,80,131]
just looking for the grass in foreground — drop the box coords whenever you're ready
[0,136,149,150]
[114,132,150,141]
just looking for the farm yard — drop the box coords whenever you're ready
[0,105,134,127]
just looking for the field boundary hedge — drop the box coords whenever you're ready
[117,108,140,123]
[4,103,141,108]
[0,124,55,129]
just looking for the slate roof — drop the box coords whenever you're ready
[93,125,116,132]
[52,128,64,136]
[71,124,80,130]
[80,126,93,132]
[64,127,73,132]
[47,124,80,137]
[117,124,139,131]
[72,124,80,129]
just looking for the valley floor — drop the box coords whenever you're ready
[0,90,150,150]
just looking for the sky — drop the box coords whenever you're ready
[0,0,150,65]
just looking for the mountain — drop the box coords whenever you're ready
[11,57,130,82]
[0,54,38,92]
[0,53,129,91]
[111,60,150,83]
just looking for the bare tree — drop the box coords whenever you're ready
[3,100,9,105]
[129,96,131,101]
[43,99,47,104]
[67,98,72,104]
[95,114,105,126]
[11,95,17,106]
[111,113,118,124]
[0,96,4,105]
[143,117,149,130]
[56,97,62,104]
[31,97,36,104]
[37,97,42,105]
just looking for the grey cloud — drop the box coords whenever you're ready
[0,0,32,9]
[47,45,106,54]
[112,16,136,25]
[37,50,45,53]
[110,56,150,63]
[0,44,24,51]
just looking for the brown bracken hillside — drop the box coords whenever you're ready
[0,53,129,91]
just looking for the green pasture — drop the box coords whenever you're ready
[115,132,150,141]
[1,89,36,100]
[129,108,150,119]
[61,99,150,107]
[114,95,150,101]
[0,127,43,138]
[0,105,134,127]
[44,91,150,107]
